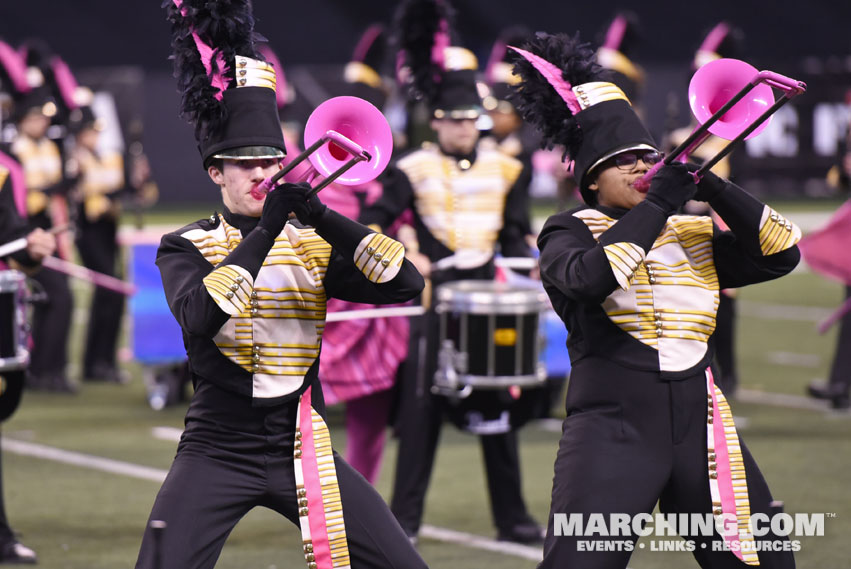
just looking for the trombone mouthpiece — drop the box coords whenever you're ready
[633,175,652,192]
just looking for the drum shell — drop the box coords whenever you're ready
[0,270,29,372]
[441,311,541,379]
[433,280,549,433]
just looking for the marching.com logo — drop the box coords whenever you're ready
[553,513,832,553]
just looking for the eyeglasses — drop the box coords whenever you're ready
[612,150,663,170]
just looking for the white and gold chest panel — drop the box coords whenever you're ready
[398,144,522,253]
[185,215,332,399]
[575,209,719,372]
[12,136,63,215]
[12,136,62,191]
[77,148,125,220]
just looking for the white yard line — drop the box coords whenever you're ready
[0,435,547,561]
[734,388,841,412]
[151,426,182,442]
[764,352,822,368]
[0,438,167,483]
[737,301,832,323]
[419,524,542,561]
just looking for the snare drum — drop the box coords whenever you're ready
[0,270,29,372]
[433,280,549,434]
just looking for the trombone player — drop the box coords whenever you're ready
[511,32,799,568]
[135,2,427,567]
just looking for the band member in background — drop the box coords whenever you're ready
[8,64,75,393]
[481,25,537,228]
[68,95,130,383]
[666,22,748,398]
[359,0,542,544]
[135,3,427,568]
[0,160,55,564]
[316,24,410,485]
[805,125,851,410]
[511,32,798,567]
[594,11,646,111]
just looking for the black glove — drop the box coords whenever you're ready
[257,182,310,236]
[289,184,328,227]
[687,164,729,202]
[644,162,698,215]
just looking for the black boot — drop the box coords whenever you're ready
[807,381,851,410]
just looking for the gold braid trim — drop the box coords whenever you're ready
[203,264,254,315]
[757,206,801,256]
[353,233,405,283]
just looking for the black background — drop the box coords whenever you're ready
[3,0,850,204]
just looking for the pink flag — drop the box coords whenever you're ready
[798,200,851,332]
[799,200,851,286]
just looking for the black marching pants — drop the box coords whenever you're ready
[76,215,124,375]
[134,381,426,569]
[540,357,795,569]
[390,310,535,535]
[27,210,72,379]
[29,257,72,378]
[825,286,851,395]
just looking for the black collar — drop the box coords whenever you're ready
[221,206,260,234]
[438,145,477,169]
[595,204,630,220]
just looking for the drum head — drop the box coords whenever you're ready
[443,386,546,435]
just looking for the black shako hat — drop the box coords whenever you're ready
[165,0,285,169]
[484,27,530,111]
[341,24,390,109]
[394,0,482,119]
[595,12,645,103]
[509,32,656,204]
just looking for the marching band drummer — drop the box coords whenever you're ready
[0,159,55,563]
[358,0,542,545]
[7,62,76,393]
[511,32,798,567]
[135,2,427,568]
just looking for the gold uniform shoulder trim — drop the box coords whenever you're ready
[353,233,405,283]
[204,264,254,316]
[603,242,646,291]
[758,206,801,256]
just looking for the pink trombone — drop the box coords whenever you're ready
[634,59,806,190]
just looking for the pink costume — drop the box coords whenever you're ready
[317,180,410,483]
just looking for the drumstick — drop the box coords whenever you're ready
[42,255,137,295]
[0,224,70,258]
[325,305,426,322]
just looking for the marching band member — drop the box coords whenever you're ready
[0,159,54,564]
[317,25,408,485]
[667,22,749,398]
[68,97,131,383]
[134,2,426,568]
[8,54,75,393]
[359,0,542,544]
[511,32,798,567]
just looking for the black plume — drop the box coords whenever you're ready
[392,0,456,103]
[509,32,608,160]
[164,0,264,141]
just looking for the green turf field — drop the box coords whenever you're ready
[2,205,850,568]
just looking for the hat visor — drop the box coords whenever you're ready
[585,143,658,179]
[211,145,286,160]
[433,107,482,120]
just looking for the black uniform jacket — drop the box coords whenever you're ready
[538,182,801,379]
[0,165,37,268]
[360,142,532,266]
[156,206,424,406]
